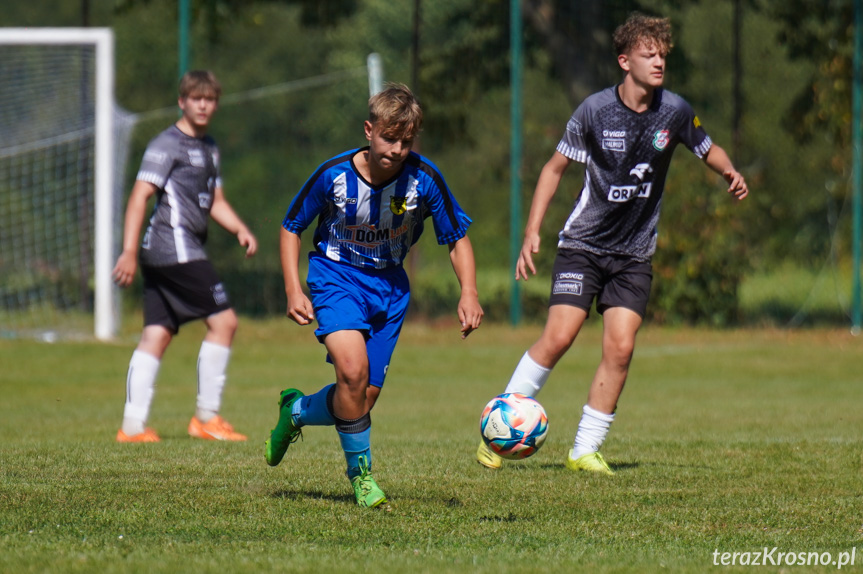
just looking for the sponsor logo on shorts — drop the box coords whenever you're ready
[553,272,583,296]
[553,280,583,296]
[557,272,584,280]
[211,283,228,306]
[188,148,206,167]
[198,193,213,209]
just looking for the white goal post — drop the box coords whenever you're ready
[0,28,117,341]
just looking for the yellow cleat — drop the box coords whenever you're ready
[350,456,387,509]
[565,451,614,475]
[476,440,503,470]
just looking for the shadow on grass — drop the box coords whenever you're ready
[269,488,354,504]
[532,460,641,471]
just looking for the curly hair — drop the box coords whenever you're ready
[368,83,423,140]
[612,12,673,57]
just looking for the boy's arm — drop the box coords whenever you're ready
[280,227,315,325]
[448,235,484,339]
[518,151,573,280]
[703,144,749,200]
[210,187,258,257]
[112,180,157,287]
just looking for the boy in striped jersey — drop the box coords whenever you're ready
[266,83,483,508]
[476,13,748,474]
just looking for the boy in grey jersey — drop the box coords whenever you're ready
[477,13,748,473]
[113,70,258,443]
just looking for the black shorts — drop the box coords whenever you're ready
[548,248,652,317]
[141,260,232,333]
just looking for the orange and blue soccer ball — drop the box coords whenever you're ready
[480,393,548,460]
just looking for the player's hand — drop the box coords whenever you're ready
[112,251,137,287]
[458,294,484,339]
[723,169,749,200]
[286,291,315,325]
[237,228,258,257]
[516,233,541,281]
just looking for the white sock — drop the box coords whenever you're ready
[196,341,231,421]
[503,351,551,397]
[122,350,160,435]
[571,404,615,459]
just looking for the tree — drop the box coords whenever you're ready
[762,0,854,168]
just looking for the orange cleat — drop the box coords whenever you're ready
[188,415,247,441]
[116,428,161,443]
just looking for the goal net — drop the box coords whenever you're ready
[0,33,379,342]
[0,29,121,341]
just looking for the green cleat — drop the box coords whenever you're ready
[265,388,305,467]
[565,451,615,476]
[350,456,387,508]
[476,440,502,470]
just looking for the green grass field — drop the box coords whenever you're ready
[1,319,862,573]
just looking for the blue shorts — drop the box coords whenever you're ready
[307,253,410,388]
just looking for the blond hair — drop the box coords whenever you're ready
[178,70,221,100]
[368,83,423,140]
[613,13,673,57]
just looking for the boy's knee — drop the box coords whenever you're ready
[536,332,575,365]
[604,338,635,367]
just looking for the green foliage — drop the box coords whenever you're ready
[764,0,855,150]
[649,162,748,325]
[0,0,855,326]
[2,323,862,572]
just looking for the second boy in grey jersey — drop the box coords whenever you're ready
[112,70,257,444]
[138,126,221,266]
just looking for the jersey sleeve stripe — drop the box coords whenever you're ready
[556,141,588,163]
[411,155,471,242]
[285,150,355,225]
[136,170,166,187]
[693,135,712,159]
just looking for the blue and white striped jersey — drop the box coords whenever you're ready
[283,148,471,270]
[556,86,712,261]
[136,125,222,266]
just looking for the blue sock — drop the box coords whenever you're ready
[336,412,372,480]
[292,384,335,427]
[339,426,372,480]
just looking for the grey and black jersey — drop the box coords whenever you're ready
[556,86,712,261]
[136,125,222,267]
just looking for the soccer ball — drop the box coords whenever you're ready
[479,393,548,460]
